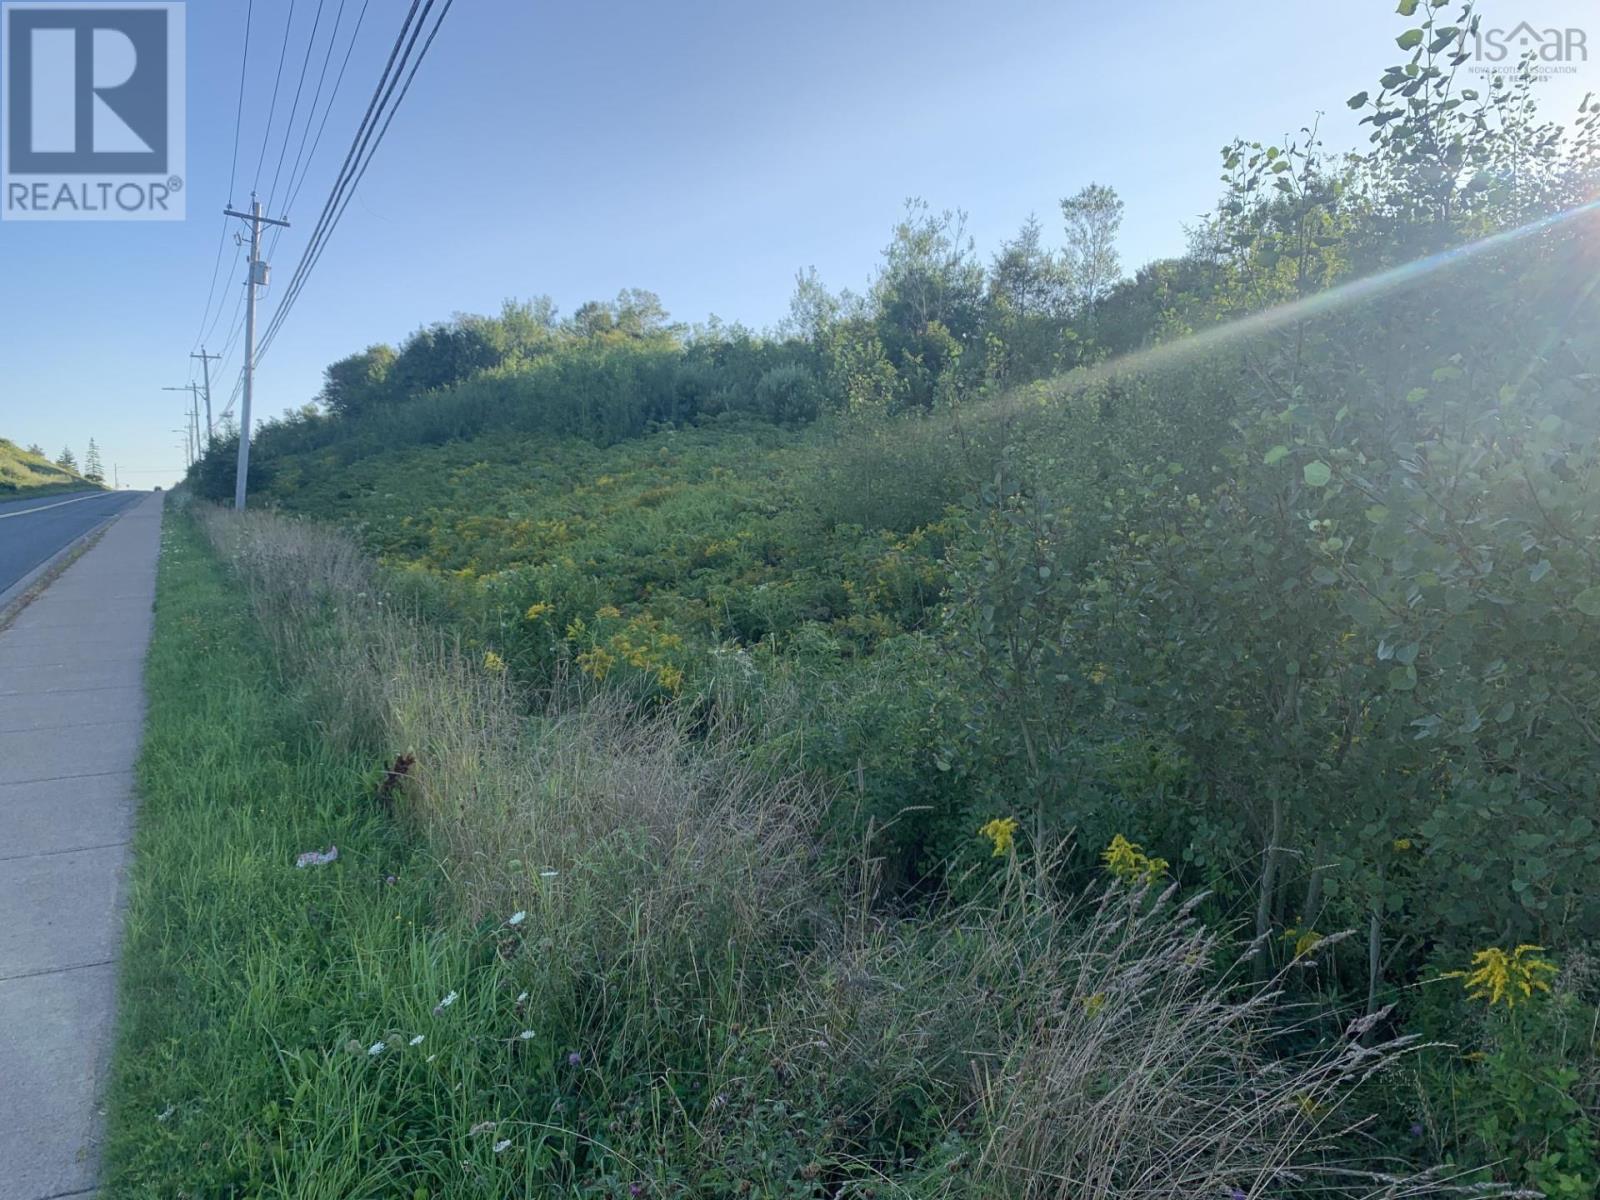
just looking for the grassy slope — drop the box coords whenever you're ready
[106,514,603,1197]
[264,418,951,663]
[0,437,98,496]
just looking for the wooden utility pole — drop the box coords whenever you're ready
[190,348,219,443]
[222,194,290,510]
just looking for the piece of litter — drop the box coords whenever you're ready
[368,1041,386,1056]
[515,991,528,1004]
[507,910,526,926]
[518,1030,535,1040]
[539,869,558,878]
[295,845,338,868]
[156,1104,175,1123]
[409,1035,425,1046]
[493,1139,512,1153]
[469,1120,497,1136]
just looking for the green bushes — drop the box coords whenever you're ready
[124,506,1448,1194]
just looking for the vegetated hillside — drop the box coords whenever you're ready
[191,6,1600,1192]
[0,437,96,496]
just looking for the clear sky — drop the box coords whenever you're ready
[2,0,1594,487]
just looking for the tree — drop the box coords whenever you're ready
[984,214,1071,383]
[872,199,986,407]
[25,443,44,457]
[56,446,77,471]
[82,439,104,483]
[319,344,397,419]
[1060,183,1125,312]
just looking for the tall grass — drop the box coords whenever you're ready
[181,501,1482,1196]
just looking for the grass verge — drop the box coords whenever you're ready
[104,512,605,1197]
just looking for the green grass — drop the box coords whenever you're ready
[0,437,97,496]
[104,513,626,1198]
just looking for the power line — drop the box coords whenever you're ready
[250,0,299,195]
[282,0,370,218]
[266,0,366,264]
[215,0,455,421]
[264,0,329,215]
[258,0,453,362]
[192,0,257,356]
[227,0,254,204]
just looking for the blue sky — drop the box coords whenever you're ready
[2,0,1595,486]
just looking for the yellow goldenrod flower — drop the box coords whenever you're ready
[595,605,622,620]
[1441,944,1557,1009]
[524,601,554,622]
[1282,926,1324,959]
[483,650,507,674]
[1393,837,1413,852]
[1101,834,1168,884]
[576,645,616,681]
[978,816,1019,857]
[1082,992,1106,1018]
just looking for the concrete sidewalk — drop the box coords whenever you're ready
[0,492,163,1200]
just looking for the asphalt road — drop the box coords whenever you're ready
[0,490,147,595]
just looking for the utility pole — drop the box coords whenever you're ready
[190,347,219,443]
[222,194,290,511]
[163,384,202,468]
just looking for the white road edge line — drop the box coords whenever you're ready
[0,493,110,520]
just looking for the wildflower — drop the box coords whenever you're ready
[1393,837,1414,852]
[1441,945,1557,1009]
[1082,992,1106,1018]
[1231,1190,1247,1200]
[1282,926,1324,959]
[977,816,1019,857]
[567,1050,582,1067]
[1409,1121,1424,1138]
[493,1138,512,1153]
[483,650,507,673]
[1101,834,1168,885]
[368,1041,386,1056]
[506,910,526,926]
[409,1035,425,1046]
[433,990,458,1015]
[524,601,554,622]
[515,991,529,1004]
[595,604,622,619]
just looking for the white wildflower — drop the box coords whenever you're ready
[493,1139,512,1153]
[409,1035,425,1046]
[507,910,526,926]
[367,1041,385,1056]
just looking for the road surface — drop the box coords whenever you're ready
[0,490,146,595]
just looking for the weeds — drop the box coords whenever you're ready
[96,502,1493,1196]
